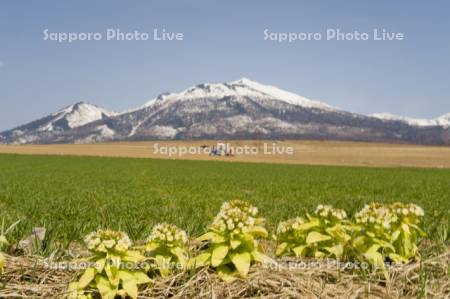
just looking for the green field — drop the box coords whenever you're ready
[0,154,449,252]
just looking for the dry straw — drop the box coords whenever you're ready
[1,248,448,298]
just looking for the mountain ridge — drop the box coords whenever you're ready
[1,78,449,145]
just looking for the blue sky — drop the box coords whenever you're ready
[1,0,449,131]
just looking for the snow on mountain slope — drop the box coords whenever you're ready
[1,78,449,145]
[0,102,117,144]
[140,78,337,111]
[371,112,450,128]
[42,102,116,131]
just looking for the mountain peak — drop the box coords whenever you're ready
[231,77,256,85]
[40,102,114,132]
[2,79,449,145]
[139,78,337,111]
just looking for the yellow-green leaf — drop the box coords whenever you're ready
[297,219,320,231]
[78,267,96,289]
[364,244,384,269]
[122,250,144,263]
[292,245,307,257]
[95,276,117,299]
[251,250,275,265]
[118,269,151,285]
[122,280,138,299]
[94,258,106,272]
[217,265,237,282]
[230,252,251,277]
[190,252,211,268]
[391,230,401,242]
[275,242,288,256]
[133,271,151,284]
[325,244,343,258]
[170,247,188,267]
[155,255,171,277]
[306,231,331,244]
[146,242,159,252]
[211,244,229,267]
[388,253,409,264]
[230,239,241,250]
[104,263,120,287]
[244,226,268,238]
[314,250,326,258]
[197,232,226,243]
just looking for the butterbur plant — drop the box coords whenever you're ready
[0,235,7,274]
[353,202,425,268]
[68,229,150,299]
[193,200,272,281]
[145,223,189,277]
[276,205,352,259]
[0,219,20,274]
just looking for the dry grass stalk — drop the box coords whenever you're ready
[0,250,448,298]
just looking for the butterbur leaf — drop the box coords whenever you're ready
[292,245,307,257]
[123,250,144,263]
[95,276,117,299]
[325,226,351,243]
[352,236,366,251]
[388,253,409,264]
[67,282,79,298]
[104,263,120,287]
[190,252,211,268]
[230,252,251,277]
[391,230,401,242]
[211,244,229,267]
[107,254,121,268]
[78,267,96,289]
[197,232,226,243]
[251,250,274,264]
[410,224,426,237]
[155,255,171,277]
[275,242,288,256]
[373,238,395,251]
[401,223,411,235]
[146,242,159,252]
[229,238,240,249]
[314,250,326,258]
[217,265,237,282]
[364,245,384,269]
[134,272,151,284]
[245,226,268,238]
[122,280,138,299]
[306,231,331,244]
[170,247,187,267]
[325,244,343,258]
[94,258,106,272]
[297,220,320,231]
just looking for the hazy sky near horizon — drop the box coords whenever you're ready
[0,1,449,131]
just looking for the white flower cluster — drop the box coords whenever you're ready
[84,229,132,253]
[221,200,258,217]
[390,202,424,218]
[355,203,424,229]
[211,200,258,233]
[276,217,305,235]
[146,223,188,245]
[315,204,347,220]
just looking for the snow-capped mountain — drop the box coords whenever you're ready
[371,112,450,128]
[140,78,336,111]
[0,102,115,144]
[1,78,449,145]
